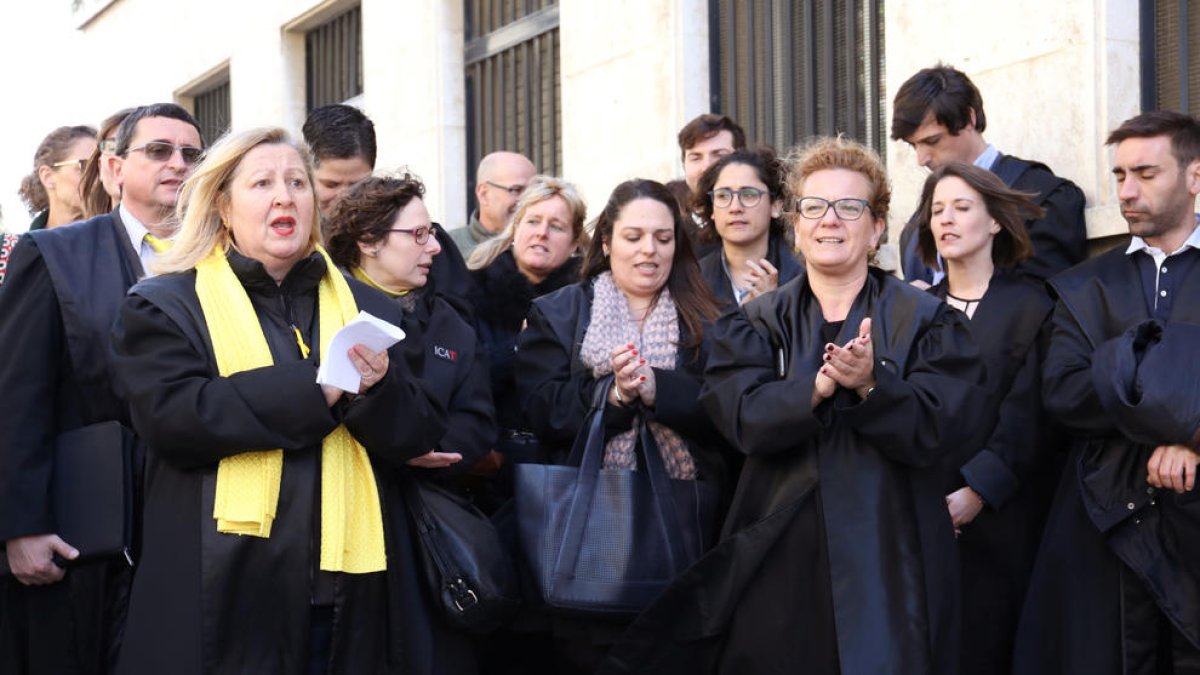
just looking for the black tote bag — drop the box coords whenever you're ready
[513,376,718,617]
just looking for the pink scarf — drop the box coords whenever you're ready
[578,273,697,480]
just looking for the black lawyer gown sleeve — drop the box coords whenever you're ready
[0,238,66,540]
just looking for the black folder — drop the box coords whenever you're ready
[1,421,133,576]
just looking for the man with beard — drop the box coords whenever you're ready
[0,103,203,674]
[1013,110,1200,673]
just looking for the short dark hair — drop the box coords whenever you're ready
[891,64,987,142]
[325,173,426,268]
[1106,110,1200,170]
[677,114,747,160]
[690,146,787,244]
[914,161,1041,269]
[114,103,202,157]
[302,104,377,168]
[582,179,718,349]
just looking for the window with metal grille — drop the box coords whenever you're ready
[711,0,886,154]
[194,81,231,146]
[306,5,363,111]
[464,0,561,201]
[1141,0,1199,114]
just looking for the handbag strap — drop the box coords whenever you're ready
[632,415,695,565]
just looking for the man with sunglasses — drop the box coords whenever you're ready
[0,102,202,674]
[449,151,536,259]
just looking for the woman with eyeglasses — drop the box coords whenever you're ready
[80,108,135,219]
[109,128,449,675]
[3,126,97,288]
[913,161,1056,675]
[17,125,98,231]
[692,146,803,306]
[326,173,497,483]
[603,137,987,675]
[465,177,590,486]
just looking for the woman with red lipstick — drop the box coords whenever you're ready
[515,178,728,673]
[601,138,987,675]
[691,146,803,307]
[913,160,1057,675]
[326,173,497,483]
[109,128,455,675]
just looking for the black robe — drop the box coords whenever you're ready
[0,211,143,675]
[930,272,1058,675]
[108,251,466,675]
[697,231,804,309]
[398,288,497,479]
[1013,245,1200,674]
[470,250,581,436]
[900,153,1087,283]
[601,268,987,675]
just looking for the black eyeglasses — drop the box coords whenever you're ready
[789,197,873,221]
[124,141,204,165]
[486,180,525,197]
[709,187,766,209]
[388,224,439,245]
[50,158,87,172]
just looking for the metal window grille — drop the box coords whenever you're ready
[194,81,231,146]
[1142,0,1199,114]
[464,0,561,203]
[711,0,886,154]
[306,6,363,111]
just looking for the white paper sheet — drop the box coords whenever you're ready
[315,311,407,393]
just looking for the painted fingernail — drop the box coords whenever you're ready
[639,359,646,365]
[823,354,831,361]
[627,344,634,349]
[825,344,834,352]
[639,375,646,382]
[632,350,638,356]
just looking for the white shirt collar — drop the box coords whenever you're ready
[118,203,151,254]
[974,144,1000,171]
[1125,215,1200,259]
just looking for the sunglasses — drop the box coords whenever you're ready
[50,158,87,172]
[124,141,204,165]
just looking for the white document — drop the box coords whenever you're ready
[316,311,407,393]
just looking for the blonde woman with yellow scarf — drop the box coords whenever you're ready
[109,128,455,675]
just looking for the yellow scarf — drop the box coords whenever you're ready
[351,265,409,298]
[196,245,386,573]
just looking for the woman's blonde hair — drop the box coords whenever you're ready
[154,127,321,275]
[466,175,590,271]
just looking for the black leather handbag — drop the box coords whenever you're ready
[513,376,718,616]
[400,472,521,633]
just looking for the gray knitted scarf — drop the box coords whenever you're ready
[578,273,697,480]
